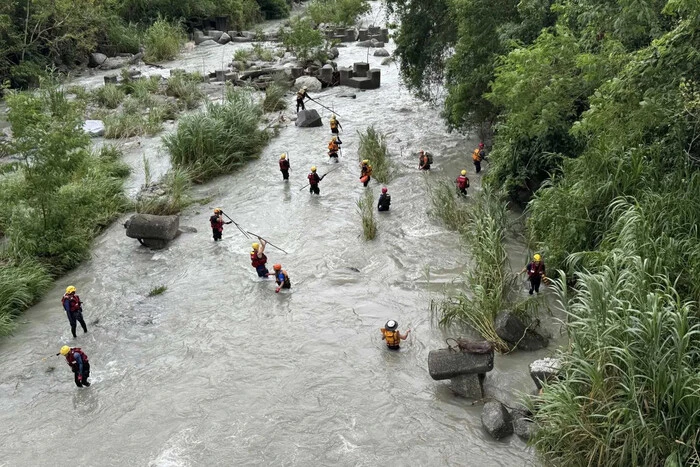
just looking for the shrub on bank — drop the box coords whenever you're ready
[143,18,186,63]
[164,89,270,182]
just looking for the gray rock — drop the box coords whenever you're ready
[494,310,549,351]
[227,31,238,39]
[124,214,180,243]
[356,40,373,47]
[428,347,494,380]
[338,93,356,99]
[194,33,214,45]
[100,56,130,70]
[89,53,107,67]
[207,30,224,42]
[294,109,323,128]
[218,33,231,45]
[529,357,562,390]
[512,414,535,440]
[82,120,105,137]
[373,48,390,57]
[128,52,143,65]
[481,401,513,440]
[294,76,323,92]
[381,57,393,65]
[329,47,340,59]
[198,40,219,47]
[450,374,484,399]
[231,36,251,43]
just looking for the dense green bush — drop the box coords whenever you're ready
[143,18,186,62]
[307,0,370,27]
[257,0,290,19]
[357,126,392,184]
[164,89,270,182]
[279,17,325,61]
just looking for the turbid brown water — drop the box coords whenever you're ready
[0,4,561,465]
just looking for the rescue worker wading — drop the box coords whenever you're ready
[455,170,470,196]
[329,114,342,137]
[377,187,391,211]
[380,320,410,350]
[308,166,325,195]
[251,239,270,278]
[328,136,342,161]
[360,160,373,187]
[58,345,91,387]
[61,286,87,338]
[521,254,546,295]
[272,264,291,293]
[472,142,486,174]
[279,153,291,180]
[210,208,232,241]
[296,86,310,112]
[418,150,431,170]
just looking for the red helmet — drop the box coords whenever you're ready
[381,187,388,193]
[479,142,484,148]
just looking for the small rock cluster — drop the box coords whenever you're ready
[494,310,550,351]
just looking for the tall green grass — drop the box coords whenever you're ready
[263,83,288,112]
[94,84,126,109]
[0,259,52,336]
[164,89,270,182]
[531,256,700,466]
[136,168,192,215]
[428,180,470,232]
[165,73,204,110]
[143,18,186,62]
[357,126,392,184]
[356,190,377,240]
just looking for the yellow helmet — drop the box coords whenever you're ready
[66,286,76,294]
[461,170,467,176]
[311,166,317,172]
[362,159,369,164]
[59,346,70,356]
[331,136,337,141]
[280,153,286,160]
[534,254,541,262]
[331,114,336,120]
[214,208,221,214]
[252,242,259,250]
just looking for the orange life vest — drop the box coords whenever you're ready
[383,329,400,347]
[472,148,482,162]
[328,141,339,151]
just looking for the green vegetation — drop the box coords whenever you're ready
[164,88,271,182]
[256,0,289,20]
[356,190,377,240]
[427,180,469,232]
[136,168,193,215]
[307,0,371,27]
[279,17,325,62]
[263,83,288,112]
[0,85,130,334]
[165,73,205,110]
[391,0,700,463]
[93,84,126,109]
[357,126,391,184]
[143,18,186,63]
[147,285,168,296]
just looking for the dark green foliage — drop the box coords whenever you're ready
[256,0,290,20]
[307,0,370,27]
[143,18,186,63]
[279,17,325,61]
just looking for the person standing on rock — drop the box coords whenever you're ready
[455,170,470,196]
[308,166,324,195]
[472,142,486,174]
[210,208,231,241]
[360,160,373,187]
[61,286,87,338]
[329,114,342,140]
[272,264,291,293]
[279,153,291,180]
[251,239,270,278]
[377,187,391,211]
[296,86,310,112]
[57,345,91,388]
[328,136,341,161]
[418,150,431,170]
[380,320,410,350]
[521,254,546,295]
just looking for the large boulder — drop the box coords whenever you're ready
[82,120,105,137]
[373,48,390,57]
[218,33,231,45]
[124,214,179,249]
[512,412,535,440]
[100,56,130,70]
[293,76,323,92]
[529,357,562,390]
[198,40,219,47]
[481,401,513,440]
[295,109,323,128]
[207,30,224,42]
[494,310,549,351]
[329,47,340,59]
[89,53,107,67]
[428,346,494,381]
[449,374,484,399]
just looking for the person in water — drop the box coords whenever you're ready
[251,239,269,278]
[472,142,486,174]
[455,170,470,196]
[61,286,87,338]
[328,136,341,161]
[57,345,91,387]
[296,86,310,112]
[380,320,411,350]
[279,153,291,181]
[360,160,373,187]
[521,254,546,295]
[308,166,325,195]
[377,187,391,211]
[418,150,431,170]
[329,114,342,140]
[210,208,231,241]
[272,264,291,293]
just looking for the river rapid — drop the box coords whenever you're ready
[0,3,560,465]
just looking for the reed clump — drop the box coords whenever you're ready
[356,189,377,240]
[357,126,392,184]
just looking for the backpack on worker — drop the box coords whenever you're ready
[425,152,433,165]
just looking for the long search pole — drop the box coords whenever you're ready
[298,165,342,191]
[308,97,340,117]
[220,211,250,238]
[245,232,288,254]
